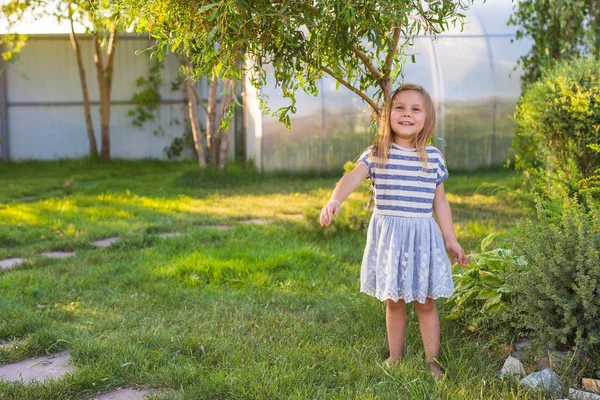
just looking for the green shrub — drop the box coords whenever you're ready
[506,195,600,351]
[512,56,600,177]
[444,234,524,333]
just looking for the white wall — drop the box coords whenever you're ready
[4,34,235,161]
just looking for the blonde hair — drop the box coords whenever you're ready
[371,83,436,168]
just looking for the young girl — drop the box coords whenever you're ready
[320,83,467,379]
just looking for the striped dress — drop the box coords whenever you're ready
[357,143,455,304]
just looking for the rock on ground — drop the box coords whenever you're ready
[0,351,72,383]
[0,258,24,270]
[41,251,76,258]
[500,356,526,378]
[91,238,120,247]
[91,388,150,400]
[569,389,600,400]
[520,368,563,395]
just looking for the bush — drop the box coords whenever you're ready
[506,195,600,351]
[444,234,525,333]
[512,56,600,177]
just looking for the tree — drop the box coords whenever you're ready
[1,0,123,160]
[508,0,600,89]
[184,59,237,169]
[120,0,473,134]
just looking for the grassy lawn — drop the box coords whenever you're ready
[0,160,545,399]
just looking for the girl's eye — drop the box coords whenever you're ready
[413,108,420,111]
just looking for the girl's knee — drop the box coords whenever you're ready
[386,299,406,309]
[413,297,436,313]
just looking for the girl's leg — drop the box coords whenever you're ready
[385,299,407,363]
[413,297,444,378]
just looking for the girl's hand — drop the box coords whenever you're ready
[446,241,467,266]
[320,200,340,227]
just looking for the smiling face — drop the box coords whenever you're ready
[389,90,426,148]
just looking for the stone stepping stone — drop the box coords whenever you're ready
[0,351,72,383]
[240,218,273,225]
[200,225,231,231]
[91,237,120,248]
[92,387,150,400]
[0,338,26,350]
[41,251,76,259]
[0,258,24,270]
[157,232,182,238]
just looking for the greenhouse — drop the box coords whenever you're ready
[248,0,533,172]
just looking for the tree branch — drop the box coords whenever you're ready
[319,64,380,114]
[189,81,209,114]
[384,25,402,74]
[352,43,383,81]
[105,27,117,92]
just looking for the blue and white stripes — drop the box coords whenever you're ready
[359,143,448,218]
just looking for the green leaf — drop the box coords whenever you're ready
[207,23,221,43]
[480,233,495,253]
[480,274,502,288]
[198,3,219,13]
[445,313,461,320]
[482,292,502,310]
[475,288,497,300]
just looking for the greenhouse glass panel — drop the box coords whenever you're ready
[260,77,324,172]
[321,76,372,173]
[434,36,495,170]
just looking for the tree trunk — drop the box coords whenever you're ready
[185,62,207,168]
[380,77,392,106]
[93,28,117,161]
[217,79,235,170]
[206,73,219,167]
[69,15,97,158]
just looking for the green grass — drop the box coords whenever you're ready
[0,160,558,399]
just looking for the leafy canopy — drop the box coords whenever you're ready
[120,0,474,126]
[508,0,600,88]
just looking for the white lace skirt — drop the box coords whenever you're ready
[360,213,455,304]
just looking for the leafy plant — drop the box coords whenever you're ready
[508,0,600,89]
[444,234,526,332]
[128,58,164,132]
[512,56,600,177]
[506,195,600,351]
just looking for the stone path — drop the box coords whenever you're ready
[41,251,76,259]
[0,351,73,383]
[157,232,182,238]
[200,225,231,231]
[91,387,150,400]
[241,218,274,225]
[91,237,120,248]
[0,258,24,270]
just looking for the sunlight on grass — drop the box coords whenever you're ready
[0,162,538,399]
[0,207,44,225]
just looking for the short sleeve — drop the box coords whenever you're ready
[436,151,449,186]
[358,146,373,177]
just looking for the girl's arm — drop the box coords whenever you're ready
[433,183,467,266]
[320,163,369,227]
